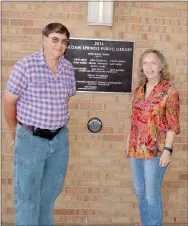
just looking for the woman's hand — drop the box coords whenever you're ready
[159,150,171,167]
[124,148,130,159]
[124,134,130,159]
[124,133,130,159]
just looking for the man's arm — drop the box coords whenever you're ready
[3,91,19,141]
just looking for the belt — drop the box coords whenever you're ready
[17,121,63,140]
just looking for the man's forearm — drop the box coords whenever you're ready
[3,92,18,130]
[4,102,17,129]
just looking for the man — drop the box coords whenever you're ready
[3,23,76,225]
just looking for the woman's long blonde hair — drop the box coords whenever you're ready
[138,49,171,86]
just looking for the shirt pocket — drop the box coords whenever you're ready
[55,78,71,99]
[29,79,50,103]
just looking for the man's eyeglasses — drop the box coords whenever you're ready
[47,36,70,46]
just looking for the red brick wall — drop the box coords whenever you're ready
[1,1,188,224]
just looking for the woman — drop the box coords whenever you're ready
[125,49,180,226]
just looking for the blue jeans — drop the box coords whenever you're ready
[14,124,69,226]
[130,157,167,226]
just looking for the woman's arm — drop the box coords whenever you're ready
[124,132,130,159]
[159,131,176,167]
[159,87,180,167]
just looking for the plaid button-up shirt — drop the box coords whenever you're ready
[6,48,76,130]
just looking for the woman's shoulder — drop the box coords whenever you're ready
[131,85,145,101]
[133,84,144,93]
[133,85,143,95]
[159,80,178,93]
[165,81,179,96]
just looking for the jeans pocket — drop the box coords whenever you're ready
[17,130,30,138]
[15,125,33,149]
[16,124,31,138]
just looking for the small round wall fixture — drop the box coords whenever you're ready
[87,117,103,133]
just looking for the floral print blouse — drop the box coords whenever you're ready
[129,80,180,159]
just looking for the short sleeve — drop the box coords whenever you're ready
[166,89,181,134]
[6,59,28,96]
